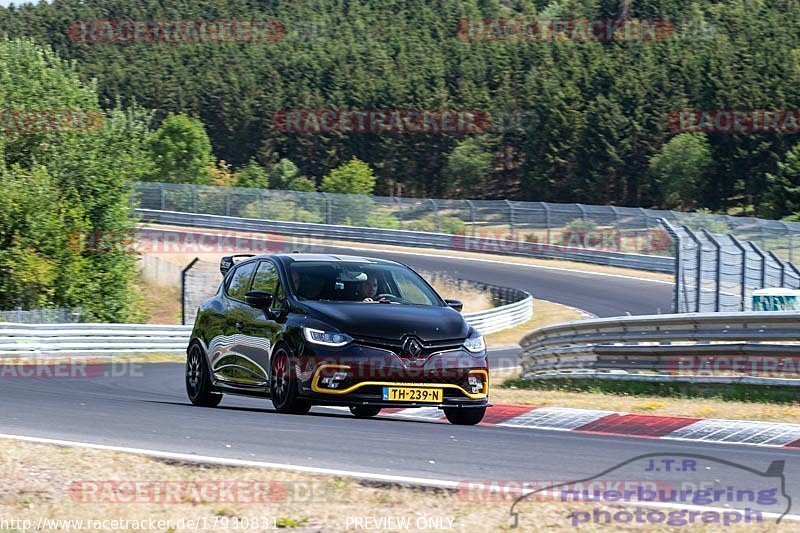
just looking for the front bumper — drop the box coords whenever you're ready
[296,343,489,408]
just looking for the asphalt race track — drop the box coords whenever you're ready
[3,244,798,521]
[287,241,675,318]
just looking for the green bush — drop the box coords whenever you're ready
[366,209,400,229]
[240,198,323,223]
[404,214,465,235]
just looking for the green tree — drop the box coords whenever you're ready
[649,134,712,210]
[320,157,376,195]
[0,38,149,321]
[763,144,800,220]
[146,113,214,184]
[236,159,270,189]
[445,139,493,198]
[268,158,316,191]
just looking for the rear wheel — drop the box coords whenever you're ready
[443,406,485,425]
[270,347,311,415]
[186,344,223,407]
[349,405,382,418]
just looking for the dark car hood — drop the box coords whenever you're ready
[300,301,469,341]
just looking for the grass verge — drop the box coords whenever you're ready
[0,439,787,532]
[485,299,585,348]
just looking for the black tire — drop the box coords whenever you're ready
[443,406,486,425]
[186,343,223,407]
[270,346,311,414]
[349,405,382,418]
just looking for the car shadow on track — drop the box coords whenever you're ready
[142,399,446,425]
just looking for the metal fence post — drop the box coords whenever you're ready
[682,225,703,313]
[181,257,200,325]
[609,206,621,251]
[505,199,515,238]
[769,251,787,287]
[701,230,722,312]
[321,193,332,225]
[160,184,166,211]
[781,221,793,263]
[748,242,768,288]
[466,199,476,236]
[191,185,198,213]
[577,203,588,225]
[430,199,440,233]
[258,190,266,219]
[393,196,403,229]
[730,236,748,311]
[787,261,800,289]
[659,219,682,313]
[541,202,551,245]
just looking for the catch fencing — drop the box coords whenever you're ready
[134,183,800,313]
[0,308,85,324]
[663,221,800,313]
[519,311,800,385]
[136,209,675,272]
[134,182,800,262]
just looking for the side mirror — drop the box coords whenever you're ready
[245,291,274,310]
[445,299,463,312]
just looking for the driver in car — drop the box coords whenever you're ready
[357,274,389,302]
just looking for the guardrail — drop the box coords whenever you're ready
[0,289,531,355]
[135,209,675,273]
[519,311,800,385]
[463,284,533,335]
[0,323,193,356]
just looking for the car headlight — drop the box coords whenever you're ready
[303,327,352,347]
[464,334,486,354]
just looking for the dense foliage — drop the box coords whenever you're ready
[0,39,151,320]
[1,0,800,217]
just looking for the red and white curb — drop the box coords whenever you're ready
[326,405,800,449]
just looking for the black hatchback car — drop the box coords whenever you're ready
[186,253,489,424]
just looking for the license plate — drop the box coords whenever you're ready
[382,387,442,403]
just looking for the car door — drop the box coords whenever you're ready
[240,259,284,378]
[209,260,267,388]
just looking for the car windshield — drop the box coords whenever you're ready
[288,261,442,306]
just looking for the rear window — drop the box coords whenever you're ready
[225,261,257,301]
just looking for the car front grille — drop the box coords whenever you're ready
[352,335,464,359]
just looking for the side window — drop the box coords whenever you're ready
[226,261,257,301]
[251,261,279,294]
[270,282,287,313]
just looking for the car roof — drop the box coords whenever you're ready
[271,253,399,266]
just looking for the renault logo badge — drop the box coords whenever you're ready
[403,336,423,358]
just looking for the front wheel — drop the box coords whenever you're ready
[443,406,485,425]
[350,405,382,418]
[186,343,223,407]
[270,347,311,415]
